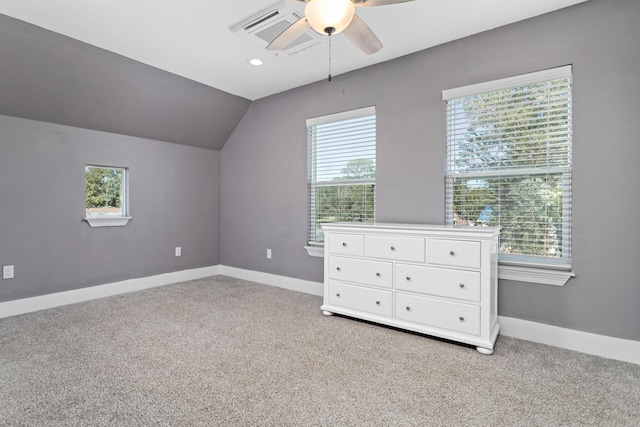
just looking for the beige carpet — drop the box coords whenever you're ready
[1,276,639,426]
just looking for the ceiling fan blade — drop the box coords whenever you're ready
[342,14,383,55]
[266,17,311,51]
[354,0,415,6]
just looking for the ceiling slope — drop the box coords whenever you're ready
[0,14,251,150]
[0,0,588,100]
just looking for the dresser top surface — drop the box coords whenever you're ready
[321,222,499,237]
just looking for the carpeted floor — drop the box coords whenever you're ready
[1,276,639,426]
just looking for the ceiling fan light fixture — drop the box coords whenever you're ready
[305,0,355,35]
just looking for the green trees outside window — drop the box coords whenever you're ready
[307,107,376,245]
[85,166,126,216]
[445,68,572,265]
[312,159,375,243]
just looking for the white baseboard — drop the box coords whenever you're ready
[0,265,221,318]
[498,316,640,365]
[219,267,638,365]
[1,265,637,365]
[219,265,324,296]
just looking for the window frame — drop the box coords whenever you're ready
[305,106,376,255]
[443,66,574,285]
[84,164,131,228]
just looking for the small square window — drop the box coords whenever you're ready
[85,165,131,227]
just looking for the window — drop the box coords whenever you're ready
[306,106,376,248]
[85,165,131,227]
[443,66,573,282]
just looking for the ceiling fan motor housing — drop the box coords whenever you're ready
[267,0,413,55]
[305,0,355,35]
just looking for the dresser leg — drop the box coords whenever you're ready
[322,310,334,316]
[476,346,494,355]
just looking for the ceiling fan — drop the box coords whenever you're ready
[266,0,415,56]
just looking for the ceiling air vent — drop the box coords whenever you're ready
[229,0,321,55]
[238,9,282,32]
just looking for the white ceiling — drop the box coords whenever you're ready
[0,0,587,100]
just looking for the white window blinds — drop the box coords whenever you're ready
[307,106,376,245]
[443,66,572,268]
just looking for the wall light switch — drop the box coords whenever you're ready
[175,247,182,257]
[3,265,14,280]
[267,249,272,259]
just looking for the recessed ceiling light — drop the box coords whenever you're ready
[249,58,263,67]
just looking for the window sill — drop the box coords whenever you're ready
[85,217,132,228]
[304,245,574,286]
[305,246,324,257]
[498,264,574,286]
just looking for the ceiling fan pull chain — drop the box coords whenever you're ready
[328,32,332,82]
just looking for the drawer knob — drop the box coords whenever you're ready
[336,293,341,297]
[336,267,341,271]
[376,301,381,305]
[342,242,347,247]
[450,250,455,256]
[376,272,381,277]
[459,283,465,288]
[390,246,396,251]
[406,276,411,281]
[405,306,411,311]
[459,316,465,321]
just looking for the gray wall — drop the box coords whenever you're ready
[0,14,251,150]
[0,114,220,302]
[220,0,640,341]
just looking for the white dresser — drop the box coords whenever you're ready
[321,223,500,354]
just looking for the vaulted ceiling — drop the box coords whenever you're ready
[0,0,588,149]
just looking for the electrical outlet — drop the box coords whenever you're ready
[175,247,182,257]
[3,265,15,280]
[267,249,272,259]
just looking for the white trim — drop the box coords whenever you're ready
[498,264,574,286]
[1,266,635,365]
[219,265,324,296]
[306,105,375,127]
[0,265,221,318]
[304,245,324,257]
[220,267,637,365]
[499,316,640,365]
[442,65,572,100]
[85,216,132,227]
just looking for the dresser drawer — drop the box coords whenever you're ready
[396,264,481,302]
[395,293,481,336]
[329,256,393,288]
[328,282,393,317]
[366,235,426,263]
[328,233,365,256]
[428,239,481,269]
